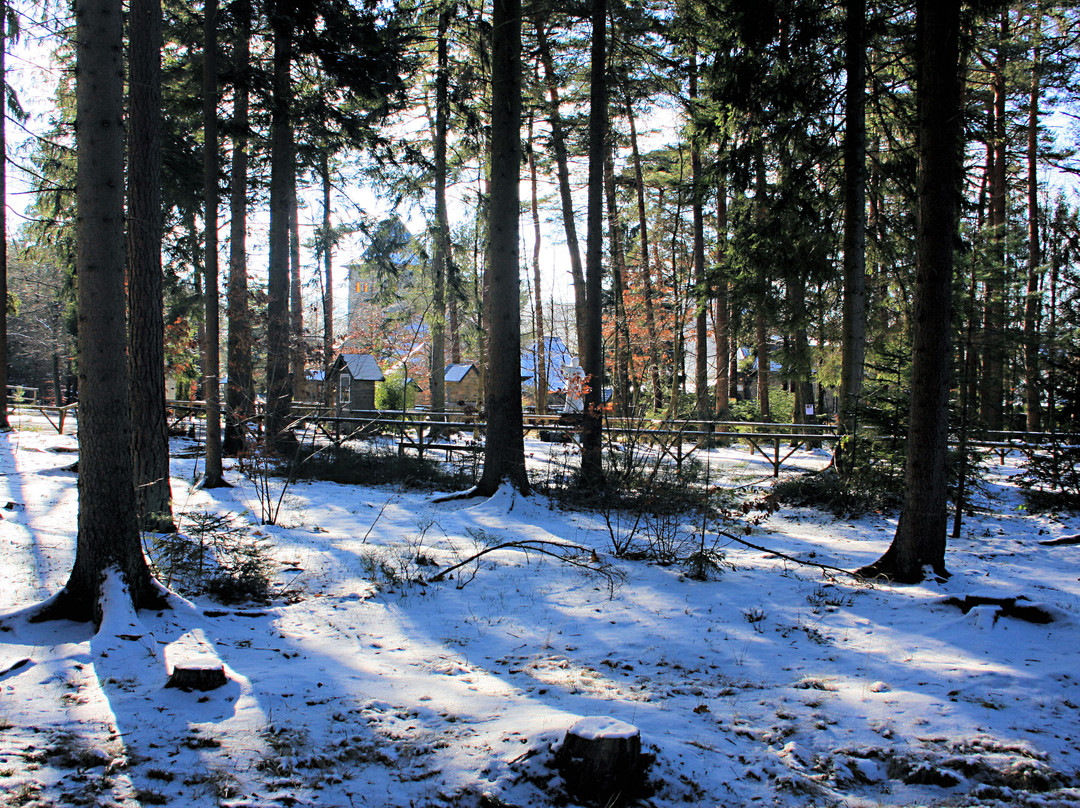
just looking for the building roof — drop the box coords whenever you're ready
[338,353,385,382]
[521,337,579,392]
[445,363,476,383]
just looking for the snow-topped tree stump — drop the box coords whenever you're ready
[165,655,227,691]
[556,716,643,804]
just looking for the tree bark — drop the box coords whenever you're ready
[535,19,586,351]
[839,0,867,461]
[319,153,334,406]
[429,7,450,415]
[201,0,225,486]
[289,159,304,393]
[859,0,964,583]
[980,12,1008,432]
[605,146,633,417]
[1024,35,1042,432]
[714,180,730,419]
[127,0,173,527]
[689,50,710,422]
[626,98,663,412]
[754,150,770,421]
[266,8,295,450]
[528,119,547,417]
[755,307,770,420]
[579,0,607,483]
[558,717,643,803]
[475,0,527,496]
[45,0,163,622]
[224,0,253,457]
[0,0,9,432]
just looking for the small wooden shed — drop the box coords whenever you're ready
[445,363,480,409]
[330,353,384,413]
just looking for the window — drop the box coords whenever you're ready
[339,373,352,405]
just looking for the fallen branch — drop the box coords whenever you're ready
[431,538,624,590]
[1039,534,1080,547]
[716,529,867,582]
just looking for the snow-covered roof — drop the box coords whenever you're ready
[521,337,578,392]
[338,353,384,382]
[445,364,476,383]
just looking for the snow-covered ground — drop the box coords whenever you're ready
[1,418,1078,807]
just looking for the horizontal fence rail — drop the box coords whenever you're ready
[57,401,1072,477]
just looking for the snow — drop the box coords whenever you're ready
[567,715,639,741]
[1,418,1079,807]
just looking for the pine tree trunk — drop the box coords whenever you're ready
[202,0,225,486]
[289,162,304,394]
[788,274,813,433]
[1024,37,1042,432]
[0,0,9,432]
[320,154,334,407]
[224,0,253,457]
[429,8,450,415]
[535,19,586,351]
[714,181,730,419]
[528,122,547,417]
[859,0,963,583]
[754,149,771,421]
[980,13,1008,433]
[579,0,607,483]
[755,308,770,420]
[47,0,163,622]
[476,0,527,496]
[626,99,663,413]
[663,185,685,420]
[127,0,173,527]
[605,147,633,417]
[266,11,295,451]
[839,0,867,457]
[689,50,710,422]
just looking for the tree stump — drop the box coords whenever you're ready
[557,716,642,804]
[165,655,227,691]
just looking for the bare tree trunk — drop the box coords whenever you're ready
[730,307,741,401]
[980,13,1008,432]
[755,309,770,420]
[626,99,663,412]
[224,0,252,456]
[0,0,8,432]
[754,151,770,421]
[662,185,687,420]
[429,6,450,415]
[605,146,632,417]
[319,154,334,406]
[839,0,867,462]
[859,0,963,583]
[289,160,304,394]
[127,0,173,526]
[579,0,607,482]
[475,0,527,496]
[528,119,547,416]
[714,180,730,419]
[266,9,295,450]
[535,19,586,350]
[1024,36,1042,432]
[201,0,225,486]
[689,50,709,421]
[45,0,163,621]
[788,273,813,429]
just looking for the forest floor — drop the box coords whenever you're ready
[1,416,1079,807]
